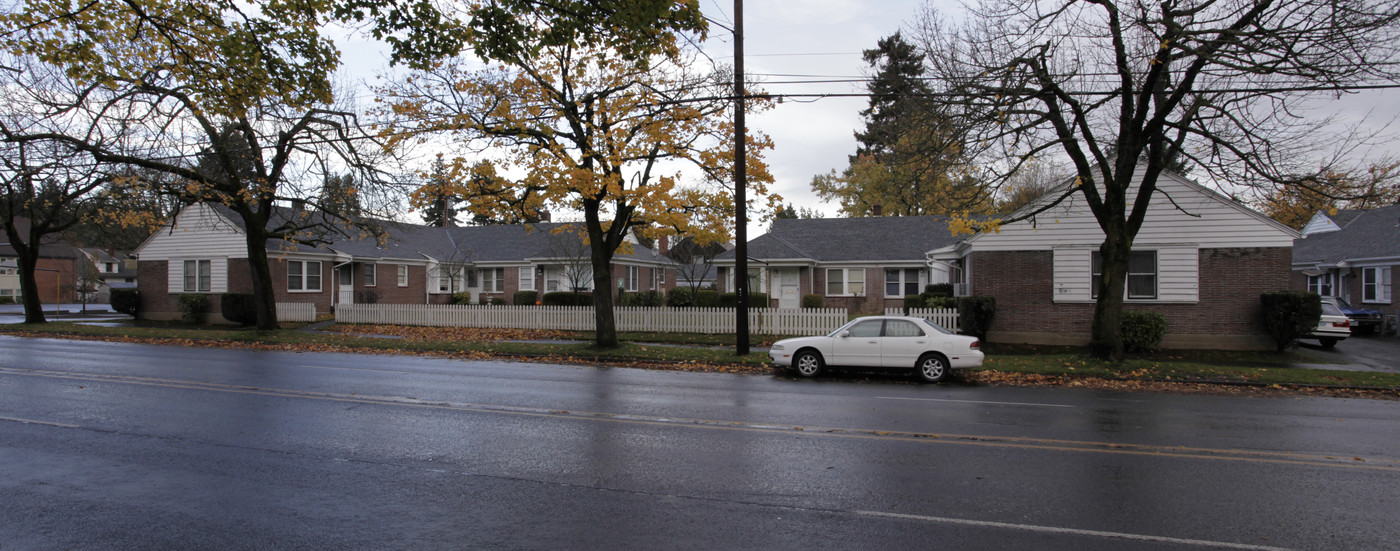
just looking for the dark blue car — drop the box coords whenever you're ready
[1324,296,1383,334]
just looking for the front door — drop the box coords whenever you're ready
[338,264,354,305]
[831,319,883,367]
[776,268,800,309]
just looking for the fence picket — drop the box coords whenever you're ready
[333,304,852,335]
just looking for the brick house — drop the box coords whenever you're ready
[720,167,1298,350]
[1,218,81,304]
[134,203,676,322]
[1292,203,1400,326]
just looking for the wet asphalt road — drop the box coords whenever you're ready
[2,336,1398,550]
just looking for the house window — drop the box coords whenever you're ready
[482,267,504,293]
[520,266,536,292]
[1092,251,1157,299]
[1307,273,1334,296]
[625,266,639,291]
[437,266,463,293]
[183,260,211,292]
[826,268,866,296]
[1363,267,1392,303]
[885,268,920,297]
[287,260,322,292]
[397,265,408,287]
[363,264,376,287]
[105,262,115,273]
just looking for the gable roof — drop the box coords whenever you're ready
[716,215,970,263]
[1293,203,1400,266]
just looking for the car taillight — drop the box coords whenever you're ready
[970,340,980,350]
[1334,321,1351,328]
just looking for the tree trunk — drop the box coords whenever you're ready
[583,201,620,349]
[1089,228,1131,361]
[241,219,281,331]
[15,249,47,324]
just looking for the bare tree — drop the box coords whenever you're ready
[915,0,1400,359]
[543,227,595,294]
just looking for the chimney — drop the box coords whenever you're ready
[872,204,882,216]
[658,235,669,256]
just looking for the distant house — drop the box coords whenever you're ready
[720,167,1298,350]
[713,216,967,310]
[1292,203,1400,319]
[77,248,139,302]
[134,203,677,322]
[0,218,81,303]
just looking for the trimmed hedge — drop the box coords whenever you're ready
[622,291,664,307]
[718,292,769,308]
[178,294,208,325]
[666,287,694,307]
[1260,290,1322,351]
[0,297,13,305]
[451,292,473,305]
[924,283,954,297]
[110,288,139,316]
[925,296,957,309]
[903,294,922,312]
[694,290,719,307]
[1121,310,1168,352]
[801,294,824,308]
[542,291,593,306]
[957,296,996,340]
[513,290,538,305]
[220,293,257,326]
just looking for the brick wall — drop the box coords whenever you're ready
[972,247,1293,349]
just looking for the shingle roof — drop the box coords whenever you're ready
[716,215,970,262]
[1293,203,1400,265]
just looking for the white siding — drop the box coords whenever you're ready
[970,167,1296,252]
[1052,246,1199,303]
[166,258,229,293]
[135,203,248,260]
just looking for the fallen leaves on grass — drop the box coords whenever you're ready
[330,325,567,343]
[960,370,1400,400]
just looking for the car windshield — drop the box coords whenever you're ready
[1321,303,1345,316]
[1334,296,1353,308]
[923,319,953,335]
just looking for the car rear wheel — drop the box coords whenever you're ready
[793,350,824,378]
[916,353,950,383]
[1320,338,1338,349]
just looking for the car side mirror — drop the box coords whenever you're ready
[839,331,850,338]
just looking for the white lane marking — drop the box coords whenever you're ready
[0,415,80,428]
[878,396,1076,408]
[856,510,1292,550]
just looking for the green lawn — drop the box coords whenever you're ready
[3,321,1397,391]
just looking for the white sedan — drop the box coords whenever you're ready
[768,315,984,382]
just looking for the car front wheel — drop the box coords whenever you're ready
[916,353,950,383]
[793,350,824,378]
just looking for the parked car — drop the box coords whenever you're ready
[1322,296,1383,334]
[1307,301,1352,349]
[768,315,983,382]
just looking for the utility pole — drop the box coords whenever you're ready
[733,0,749,356]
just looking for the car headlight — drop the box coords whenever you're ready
[770,344,784,351]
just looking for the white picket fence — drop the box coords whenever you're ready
[884,307,961,333]
[335,304,850,336]
[276,302,317,323]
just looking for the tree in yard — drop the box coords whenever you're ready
[543,227,595,294]
[666,236,728,295]
[915,0,1400,359]
[1257,163,1400,229]
[811,33,992,217]
[380,27,774,348]
[69,254,102,313]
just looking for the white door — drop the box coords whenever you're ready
[776,268,799,309]
[880,319,928,368]
[337,265,354,305]
[831,319,883,367]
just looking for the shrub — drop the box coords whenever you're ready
[1260,291,1323,351]
[903,294,923,312]
[622,291,663,307]
[178,294,208,325]
[0,296,13,305]
[957,296,996,340]
[513,290,538,305]
[924,283,954,297]
[451,292,473,305]
[718,292,769,308]
[925,296,957,309]
[666,286,694,307]
[355,290,381,304]
[110,288,139,316]
[219,293,258,326]
[542,291,593,306]
[1120,310,1168,352]
[694,290,720,307]
[801,294,824,308]
[489,297,506,305]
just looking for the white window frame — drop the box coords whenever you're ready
[287,260,322,292]
[625,266,639,292]
[363,263,376,287]
[482,267,504,293]
[397,264,409,287]
[1362,267,1392,303]
[826,268,866,297]
[183,259,212,293]
[1307,273,1334,296]
[519,266,536,292]
[1092,251,1158,300]
[884,268,921,298]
